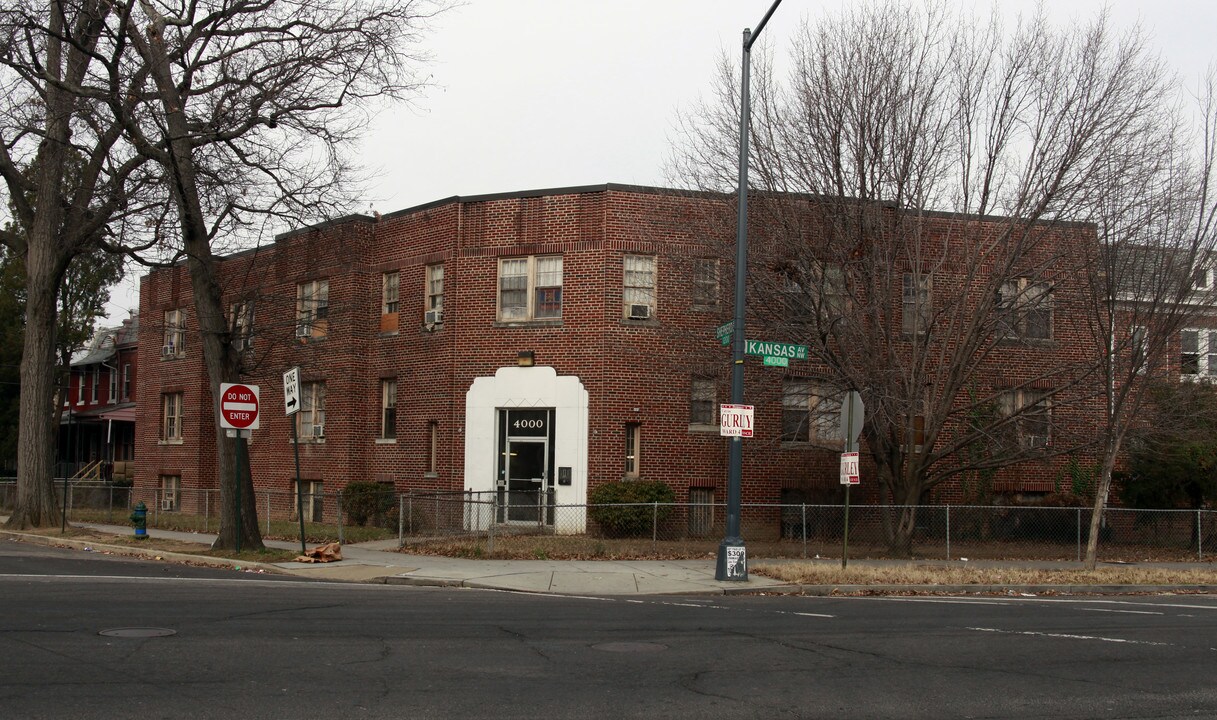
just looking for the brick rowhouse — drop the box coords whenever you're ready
[134,184,1104,535]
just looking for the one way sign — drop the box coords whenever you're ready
[283,367,300,416]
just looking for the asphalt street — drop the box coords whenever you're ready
[2,541,1216,719]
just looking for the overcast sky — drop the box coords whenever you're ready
[105,0,1217,322]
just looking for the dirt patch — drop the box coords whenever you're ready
[12,526,298,563]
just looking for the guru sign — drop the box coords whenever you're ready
[219,383,260,430]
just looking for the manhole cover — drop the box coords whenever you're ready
[99,628,177,638]
[591,642,667,653]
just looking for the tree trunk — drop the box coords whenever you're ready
[137,7,263,551]
[1084,447,1119,569]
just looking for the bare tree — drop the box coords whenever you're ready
[669,2,1181,553]
[103,0,443,549]
[0,0,151,528]
[1078,69,1217,568]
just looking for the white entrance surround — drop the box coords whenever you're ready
[464,366,588,533]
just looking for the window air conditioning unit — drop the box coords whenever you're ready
[161,344,175,357]
[628,304,652,320]
[312,425,324,438]
[424,309,443,325]
[161,497,176,511]
[295,324,311,338]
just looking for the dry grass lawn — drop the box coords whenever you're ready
[752,561,1217,587]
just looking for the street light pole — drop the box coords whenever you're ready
[717,0,783,582]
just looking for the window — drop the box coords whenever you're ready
[821,263,848,318]
[1180,329,1217,378]
[121,363,131,401]
[159,475,180,512]
[624,422,641,477]
[379,272,400,333]
[107,366,117,404]
[499,256,562,321]
[692,258,718,307]
[296,382,326,439]
[161,392,183,442]
[427,264,444,322]
[688,487,714,536]
[902,273,931,335]
[998,278,1052,340]
[296,279,329,340]
[295,480,323,523]
[75,371,84,404]
[1193,266,1211,291]
[427,421,439,475]
[690,377,716,426]
[229,301,254,351]
[623,254,656,319]
[1130,326,1147,372]
[91,366,100,403]
[999,389,1051,449]
[906,415,926,454]
[380,379,396,440]
[782,380,843,444]
[163,309,185,357]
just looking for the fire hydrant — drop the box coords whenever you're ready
[130,501,148,540]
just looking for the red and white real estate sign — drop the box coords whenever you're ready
[720,404,755,438]
[219,383,260,430]
[840,451,860,485]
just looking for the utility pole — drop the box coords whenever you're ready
[716,0,783,582]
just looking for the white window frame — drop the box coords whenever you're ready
[998,277,1053,340]
[161,392,183,442]
[382,271,400,315]
[690,376,716,426]
[692,258,718,308]
[296,382,326,440]
[498,256,562,321]
[782,380,843,445]
[1180,329,1217,379]
[229,301,255,351]
[295,480,324,523]
[623,254,656,319]
[159,475,180,512]
[427,264,444,315]
[296,279,329,339]
[121,363,132,401]
[999,389,1052,450]
[624,422,641,478]
[902,273,931,335]
[107,366,117,404]
[91,366,100,403]
[380,379,396,440]
[163,309,185,357]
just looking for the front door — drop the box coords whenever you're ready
[497,408,555,525]
[505,438,546,523]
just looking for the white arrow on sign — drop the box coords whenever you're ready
[283,367,300,416]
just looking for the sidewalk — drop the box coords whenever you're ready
[14,522,798,596]
[6,521,1217,597]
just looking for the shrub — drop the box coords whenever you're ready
[588,480,676,537]
[344,482,395,527]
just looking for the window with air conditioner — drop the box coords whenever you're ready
[999,388,1052,450]
[229,301,255,351]
[296,279,329,340]
[498,256,562,322]
[295,381,326,440]
[623,254,656,320]
[159,475,180,512]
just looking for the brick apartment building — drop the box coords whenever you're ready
[134,184,1104,533]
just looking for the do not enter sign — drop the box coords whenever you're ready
[220,383,260,430]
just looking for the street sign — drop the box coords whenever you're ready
[716,320,735,346]
[719,404,754,437]
[839,390,864,451]
[762,356,789,367]
[840,451,860,485]
[745,340,808,360]
[219,383,260,430]
[283,367,300,416]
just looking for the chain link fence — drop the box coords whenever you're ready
[2,480,1214,562]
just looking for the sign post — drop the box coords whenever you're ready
[284,367,306,555]
[839,390,863,569]
[219,383,259,554]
